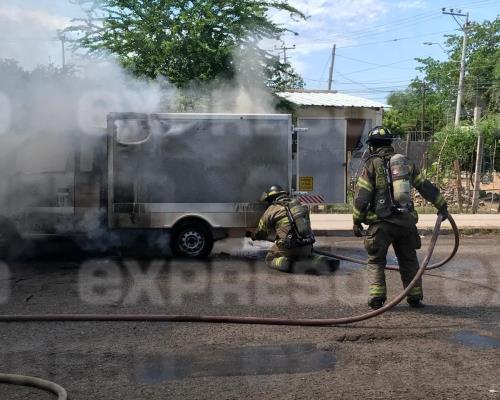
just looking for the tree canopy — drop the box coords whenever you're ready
[67,0,306,90]
[386,16,500,133]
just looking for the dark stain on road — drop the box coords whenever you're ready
[135,343,336,383]
[453,331,500,350]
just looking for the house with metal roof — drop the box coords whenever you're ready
[275,90,389,204]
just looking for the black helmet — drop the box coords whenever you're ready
[260,185,287,202]
[366,126,398,144]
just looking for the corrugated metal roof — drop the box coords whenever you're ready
[276,90,389,108]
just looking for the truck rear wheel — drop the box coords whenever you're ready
[170,221,214,258]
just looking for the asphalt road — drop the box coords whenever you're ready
[0,234,499,399]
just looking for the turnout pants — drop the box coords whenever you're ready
[364,221,423,301]
[265,244,339,273]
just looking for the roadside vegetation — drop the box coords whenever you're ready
[1,3,497,212]
[383,16,499,213]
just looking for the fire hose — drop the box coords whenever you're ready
[0,215,459,398]
[0,373,67,399]
[314,214,460,271]
[0,214,459,326]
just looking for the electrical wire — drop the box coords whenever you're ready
[335,54,416,68]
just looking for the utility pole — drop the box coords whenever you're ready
[328,44,336,91]
[421,81,426,136]
[472,106,483,213]
[57,29,66,70]
[442,8,469,127]
[275,43,296,86]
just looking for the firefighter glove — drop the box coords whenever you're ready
[353,224,364,238]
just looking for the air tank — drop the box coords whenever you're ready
[389,154,412,209]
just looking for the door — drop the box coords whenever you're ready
[297,118,347,204]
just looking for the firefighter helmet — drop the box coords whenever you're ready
[366,126,398,144]
[260,185,287,202]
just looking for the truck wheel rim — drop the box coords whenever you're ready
[179,230,205,255]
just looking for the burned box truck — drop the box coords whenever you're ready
[0,113,295,258]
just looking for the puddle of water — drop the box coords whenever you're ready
[453,331,500,350]
[135,343,335,384]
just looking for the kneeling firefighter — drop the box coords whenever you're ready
[247,185,339,273]
[353,126,449,309]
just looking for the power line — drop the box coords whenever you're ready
[293,29,456,49]
[335,79,415,85]
[337,58,421,76]
[290,0,497,45]
[342,15,444,41]
[335,54,415,69]
[446,0,499,9]
[301,11,441,44]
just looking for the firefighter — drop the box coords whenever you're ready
[353,126,448,309]
[247,185,339,273]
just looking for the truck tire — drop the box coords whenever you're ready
[170,221,214,258]
[0,216,22,260]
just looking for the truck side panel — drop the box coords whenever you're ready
[108,113,292,229]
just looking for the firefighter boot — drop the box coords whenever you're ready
[310,254,340,273]
[407,297,425,308]
[267,255,293,273]
[368,297,386,310]
[326,258,340,272]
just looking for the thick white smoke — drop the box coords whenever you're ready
[0,43,282,248]
[0,59,168,242]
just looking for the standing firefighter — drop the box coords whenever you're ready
[353,126,448,309]
[247,185,339,273]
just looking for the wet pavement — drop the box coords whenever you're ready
[0,234,499,399]
[135,343,336,384]
[452,331,500,350]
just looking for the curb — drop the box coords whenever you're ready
[313,228,500,237]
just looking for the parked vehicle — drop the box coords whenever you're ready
[0,113,295,257]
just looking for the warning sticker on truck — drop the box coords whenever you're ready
[299,176,314,192]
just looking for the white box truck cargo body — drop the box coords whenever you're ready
[0,113,294,257]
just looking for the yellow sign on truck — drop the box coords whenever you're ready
[299,176,314,192]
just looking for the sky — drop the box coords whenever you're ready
[0,0,498,104]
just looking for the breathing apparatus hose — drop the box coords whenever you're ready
[0,373,67,400]
[0,215,457,326]
[313,214,459,272]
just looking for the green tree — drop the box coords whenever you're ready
[67,0,305,89]
[431,126,477,173]
[478,114,500,171]
[387,78,450,134]
[430,116,500,180]
[416,17,500,120]
[382,108,405,137]
[387,16,500,133]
